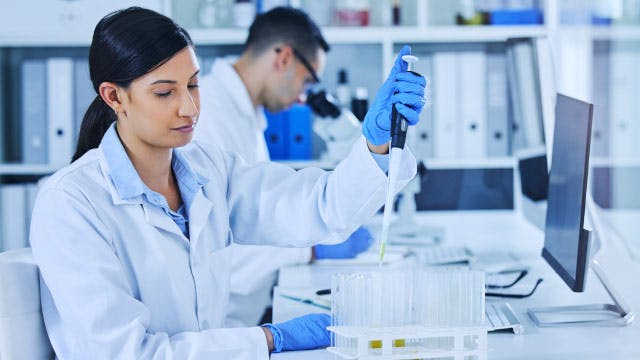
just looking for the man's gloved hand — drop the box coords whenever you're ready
[263,313,331,353]
[314,227,374,259]
[362,45,427,145]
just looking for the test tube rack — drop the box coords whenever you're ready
[329,269,487,359]
[327,325,487,360]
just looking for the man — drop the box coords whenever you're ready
[194,7,374,327]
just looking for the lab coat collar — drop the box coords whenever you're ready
[210,59,267,131]
[100,124,145,201]
[99,124,209,207]
[171,147,213,242]
[98,124,214,242]
[172,148,210,208]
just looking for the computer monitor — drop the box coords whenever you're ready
[541,94,592,292]
[529,94,633,327]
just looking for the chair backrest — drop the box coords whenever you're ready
[0,248,54,359]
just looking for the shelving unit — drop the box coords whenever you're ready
[0,0,560,251]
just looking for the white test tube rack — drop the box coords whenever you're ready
[328,269,487,359]
[327,325,487,360]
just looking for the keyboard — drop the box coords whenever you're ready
[416,246,473,265]
[485,302,524,334]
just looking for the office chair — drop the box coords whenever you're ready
[0,248,54,359]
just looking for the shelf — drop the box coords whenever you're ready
[423,157,516,169]
[273,160,337,170]
[590,25,640,41]
[188,28,248,45]
[590,157,640,168]
[0,34,93,47]
[188,26,549,46]
[555,25,640,41]
[0,164,60,176]
[363,26,549,43]
[0,25,549,47]
[274,157,517,171]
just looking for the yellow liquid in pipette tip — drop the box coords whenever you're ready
[378,241,386,264]
[378,221,390,265]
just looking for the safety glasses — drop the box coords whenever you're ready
[275,47,320,85]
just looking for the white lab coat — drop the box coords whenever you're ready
[195,59,311,327]
[30,132,416,359]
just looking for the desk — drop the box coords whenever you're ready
[272,211,640,359]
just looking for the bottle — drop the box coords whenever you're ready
[335,69,351,108]
[456,0,486,25]
[234,0,256,28]
[351,87,368,122]
[335,0,371,26]
[392,0,401,25]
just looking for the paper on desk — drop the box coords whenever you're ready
[273,286,331,323]
[470,251,526,273]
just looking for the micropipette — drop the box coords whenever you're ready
[379,54,420,265]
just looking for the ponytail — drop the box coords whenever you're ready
[71,96,116,162]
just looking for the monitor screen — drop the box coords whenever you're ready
[542,94,593,292]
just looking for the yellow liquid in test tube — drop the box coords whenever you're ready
[369,339,406,348]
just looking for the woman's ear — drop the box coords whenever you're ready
[99,82,123,115]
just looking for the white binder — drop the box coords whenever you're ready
[433,52,459,159]
[21,59,48,164]
[410,53,434,160]
[459,50,487,159]
[73,58,94,148]
[47,58,74,166]
[591,41,611,157]
[486,45,510,157]
[506,40,544,152]
[608,44,640,159]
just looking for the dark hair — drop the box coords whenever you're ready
[244,7,330,62]
[72,7,193,162]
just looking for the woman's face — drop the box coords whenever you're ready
[116,46,200,153]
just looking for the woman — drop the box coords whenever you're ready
[29,7,426,359]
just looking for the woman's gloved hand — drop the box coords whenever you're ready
[362,45,427,146]
[263,313,331,352]
[314,227,373,259]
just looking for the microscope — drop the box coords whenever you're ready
[306,89,362,163]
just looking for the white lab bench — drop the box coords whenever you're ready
[271,211,640,359]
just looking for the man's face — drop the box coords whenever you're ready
[264,47,326,112]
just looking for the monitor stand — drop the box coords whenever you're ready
[528,259,635,327]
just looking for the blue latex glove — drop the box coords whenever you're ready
[263,313,331,352]
[314,227,374,259]
[362,45,427,145]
